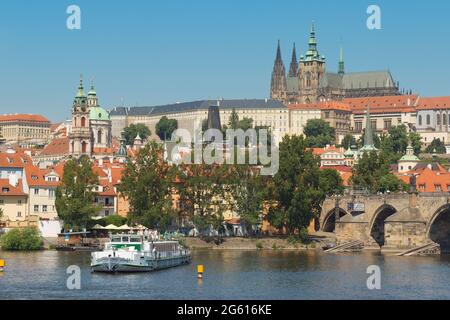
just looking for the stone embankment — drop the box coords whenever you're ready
[185,233,335,250]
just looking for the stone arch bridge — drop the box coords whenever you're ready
[320,193,450,253]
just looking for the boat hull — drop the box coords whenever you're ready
[91,255,191,273]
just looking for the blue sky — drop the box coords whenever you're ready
[0,0,449,122]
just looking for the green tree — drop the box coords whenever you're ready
[409,132,423,155]
[357,129,381,149]
[118,142,176,230]
[122,123,151,145]
[319,169,345,197]
[201,119,208,132]
[56,156,99,231]
[155,116,178,141]
[379,174,408,193]
[238,117,253,131]
[378,126,422,163]
[177,164,228,236]
[99,215,128,227]
[0,227,43,251]
[229,165,266,236]
[0,207,3,219]
[350,150,398,193]
[304,119,336,148]
[341,134,356,149]
[268,135,343,235]
[228,108,239,130]
[426,138,446,154]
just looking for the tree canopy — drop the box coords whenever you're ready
[425,138,446,154]
[350,150,406,193]
[122,123,151,145]
[118,142,177,230]
[155,116,178,141]
[55,156,99,230]
[268,135,343,235]
[341,134,356,149]
[377,125,422,163]
[304,119,336,148]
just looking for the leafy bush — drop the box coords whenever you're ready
[98,215,128,227]
[299,228,310,244]
[0,227,43,251]
[256,241,263,250]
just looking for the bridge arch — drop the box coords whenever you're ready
[369,204,397,247]
[427,204,450,253]
[321,208,348,233]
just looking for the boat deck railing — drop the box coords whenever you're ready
[92,249,190,263]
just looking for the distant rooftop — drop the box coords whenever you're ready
[109,99,287,116]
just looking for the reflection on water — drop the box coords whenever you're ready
[1,249,450,299]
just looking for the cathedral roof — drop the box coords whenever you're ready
[342,71,396,89]
[319,73,343,89]
[319,71,397,91]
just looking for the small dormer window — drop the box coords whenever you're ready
[99,113,102,118]
[2,187,9,193]
[32,176,38,180]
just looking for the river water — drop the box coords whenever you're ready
[1,249,450,300]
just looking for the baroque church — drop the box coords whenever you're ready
[270,24,401,104]
[69,77,112,157]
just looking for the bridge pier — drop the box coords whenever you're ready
[321,193,450,254]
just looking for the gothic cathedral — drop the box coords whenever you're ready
[270,24,401,104]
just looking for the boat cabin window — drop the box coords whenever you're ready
[121,236,129,242]
[111,236,122,242]
[130,236,141,242]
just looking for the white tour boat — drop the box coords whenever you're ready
[91,233,191,273]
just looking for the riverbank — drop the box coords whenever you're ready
[32,233,335,251]
[185,233,335,250]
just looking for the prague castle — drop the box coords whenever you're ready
[270,24,402,104]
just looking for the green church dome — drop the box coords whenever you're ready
[89,106,110,121]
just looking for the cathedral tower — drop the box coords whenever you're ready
[298,24,326,103]
[286,43,299,103]
[270,40,287,101]
[69,76,92,156]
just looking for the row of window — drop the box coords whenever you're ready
[0,199,23,205]
[33,205,55,212]
[418,114,450,127]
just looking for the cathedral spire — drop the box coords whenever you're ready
[338,45,345,75]
[275,40,282,63]
[76,74,86,98]
[304,22,323,62]
[270,40,287,101]
[364,104,374,148]
[288,43,298,77]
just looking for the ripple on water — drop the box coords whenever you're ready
[1,250,450,299]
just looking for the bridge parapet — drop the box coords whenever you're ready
[321,192,450,253]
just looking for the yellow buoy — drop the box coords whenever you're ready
[0,259,5,272]
[197,264,204,279]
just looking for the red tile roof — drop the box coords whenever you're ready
[0,114,50,123]
[25,164,60,187]
[417,96,450,110]
[0,152,31,168]
[40,137,70,156]
[289,101,351,112]
[343,95,419,114]
[311,146,344,156]
[0,179,26,196]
